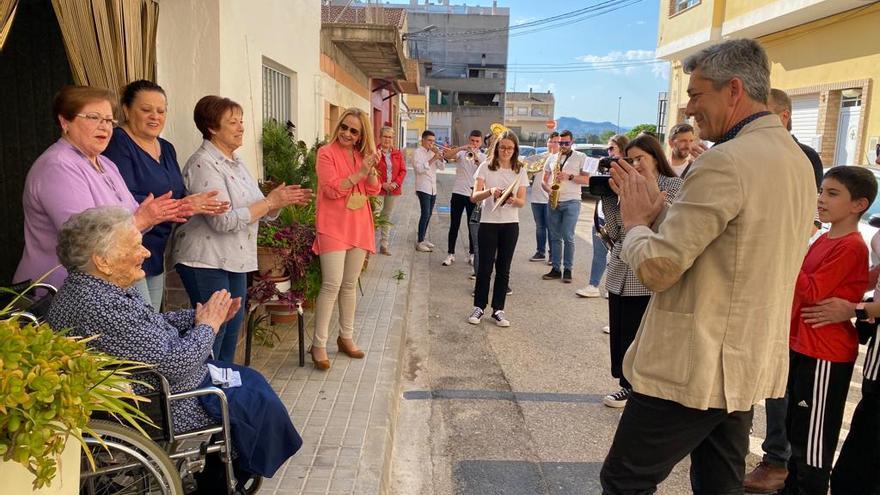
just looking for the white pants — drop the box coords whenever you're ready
[375,194,398,247]
[313,248,367,348]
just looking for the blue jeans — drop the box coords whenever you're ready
[590,223,608,286]
[548,199,581,271]
[175,264,247,363]
[762,395,791,466]
[531,202,550,256]
[416,191,436,243]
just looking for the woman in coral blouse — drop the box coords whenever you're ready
[311,108,382,369]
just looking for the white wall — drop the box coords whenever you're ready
[157,0,322,178]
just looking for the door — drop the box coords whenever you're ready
[790,94,820,150]
[834,95,862,166]
[0,0,74,284]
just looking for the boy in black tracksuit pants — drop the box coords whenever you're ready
[784,166,875,494]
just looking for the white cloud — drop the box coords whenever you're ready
[651,60,671,80]
[525,80,557,94]
[635,20,647,25]
[512,16,538,25]
[575,49,663,76]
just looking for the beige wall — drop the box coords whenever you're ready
[157,0,322,178]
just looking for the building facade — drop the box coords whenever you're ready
[657,0,880,165]
[504,90,555,146]
[388,0,509,147]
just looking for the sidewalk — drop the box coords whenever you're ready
[246,179,420,495]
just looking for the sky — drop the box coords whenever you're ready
[463,0,669,127]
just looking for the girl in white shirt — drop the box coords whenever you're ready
[467,131,528,327]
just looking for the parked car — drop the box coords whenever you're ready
[534,146,548,155]
[519,145,537,158]
[573,144,609,199]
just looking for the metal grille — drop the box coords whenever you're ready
[262,65,291,124]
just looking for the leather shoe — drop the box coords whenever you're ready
[743,461,787,493]
[309,346,330,370]
[337,336,365,359]
[380,246,391,256]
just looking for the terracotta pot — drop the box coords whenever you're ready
[257,246,286,277]
[266,303,298,324]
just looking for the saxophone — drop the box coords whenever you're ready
[548,156,563,209]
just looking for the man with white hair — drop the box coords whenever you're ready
[599,38,816,493]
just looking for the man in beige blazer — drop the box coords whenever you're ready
[599,39,816,493]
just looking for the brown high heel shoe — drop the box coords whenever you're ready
[337,336,365,359]
[309,346,331,370]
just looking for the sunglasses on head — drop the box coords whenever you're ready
[558,141,572,146]
[339,122,360,137]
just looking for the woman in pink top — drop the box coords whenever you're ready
[311,108,382,369]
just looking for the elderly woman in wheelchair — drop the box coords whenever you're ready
[45,206,302,494]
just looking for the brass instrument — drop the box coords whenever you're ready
[525,152,550,186]
[466,150,475,161]
[548,155,563,209]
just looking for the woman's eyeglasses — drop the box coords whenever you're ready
[339,122,361,137]
[77,112,118,127]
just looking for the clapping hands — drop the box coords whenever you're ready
[609,159,666,230]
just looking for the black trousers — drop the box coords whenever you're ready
[608,293,650,389]
[448,193,475,255]
[473,222,518,311]
[600,392,753,495]
[830,381,880,494]
[784,351,854,495]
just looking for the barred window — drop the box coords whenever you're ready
[262,65,292,124]
[670,0,699,16]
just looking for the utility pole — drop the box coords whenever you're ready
[617,96,622,134]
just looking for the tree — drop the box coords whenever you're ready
[586,133,602,144]
[599,130,616,142]
[626,124,657,140]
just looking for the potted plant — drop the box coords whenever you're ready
[0,301,150,492]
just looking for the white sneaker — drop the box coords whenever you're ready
[425,240,436,249]
[468,254,474,266]
[603,388,631,408]
[575,285,601,298]
[442,254,455,266]
[491,310,510,327]
[469,272,476,280]
[602,326,610,334]
[467,307,484,324]
[416,241,433,252]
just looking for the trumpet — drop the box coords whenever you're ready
[466,150,476,161]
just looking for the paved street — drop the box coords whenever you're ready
[240,167,865,494]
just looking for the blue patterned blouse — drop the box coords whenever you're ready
[46,271,216,432]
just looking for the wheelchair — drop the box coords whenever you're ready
[2,281,261,495]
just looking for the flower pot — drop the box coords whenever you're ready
[257,246,287,277]
[0,434,80,494]
[254,273,291,294]
[266,303,298,324]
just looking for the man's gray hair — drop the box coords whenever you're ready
[380,126,394,136]
[682,38,771,104]
[768,88,792,112]
[57,206,134,272]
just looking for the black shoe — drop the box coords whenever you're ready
[542,269,562,280]
[563,269,572,283]
[506,286,513,295]
[529,253,545,262]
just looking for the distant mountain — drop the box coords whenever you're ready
[556,116,629,137]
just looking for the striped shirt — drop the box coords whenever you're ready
[602,174,683,296]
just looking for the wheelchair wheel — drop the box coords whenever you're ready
[80,419,184,495]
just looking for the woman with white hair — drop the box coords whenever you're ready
[46,206,302,491]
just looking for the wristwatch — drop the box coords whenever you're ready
[855,302,871,321]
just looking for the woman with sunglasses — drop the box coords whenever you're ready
[14,85,184,289]
[172,95,312,363]
[600,134,682,409]
[467,130,528,327]
[310,108,382,370]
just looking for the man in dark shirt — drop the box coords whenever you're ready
[769,88,824,190]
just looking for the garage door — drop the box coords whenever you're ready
[790,94,820,150]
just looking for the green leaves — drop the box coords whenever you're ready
[0,318,151,489]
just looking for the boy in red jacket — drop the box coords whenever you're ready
[784,165,877,494]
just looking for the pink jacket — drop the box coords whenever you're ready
[312,141,382,255]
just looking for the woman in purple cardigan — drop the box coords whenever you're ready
[14,85,186,288]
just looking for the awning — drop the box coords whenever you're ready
[323,23,419,94]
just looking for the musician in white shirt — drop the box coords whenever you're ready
[412,130,445,252]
